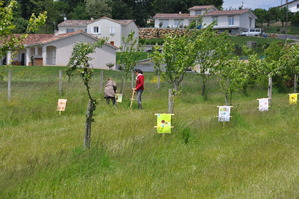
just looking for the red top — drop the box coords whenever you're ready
[135,74,144,91]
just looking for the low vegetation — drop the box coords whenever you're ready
[0,66,299,198]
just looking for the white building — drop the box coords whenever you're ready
[57,17,139,48]
[1,31,118,69]
[153,5,257,35]
[280,0,299,13]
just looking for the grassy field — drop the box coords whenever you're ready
[1,66,299,198]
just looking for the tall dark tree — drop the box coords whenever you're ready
[254,8,267,27]
[111,0,133,20]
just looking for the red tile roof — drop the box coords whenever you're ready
[0,31,118,49]
[188,5,217,10]
[97,17,134,26]
[205,9,251,16]
[0,34,54,45]
[153,9,253,19]
[58,17,134,27]
[30,31,96,45]
[58,20,93,27]
[153,13,193,19]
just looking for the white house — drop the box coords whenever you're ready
[1,31,118,69]
[153,5,257,35]
[57,17,139,48]
[280,0,299,13]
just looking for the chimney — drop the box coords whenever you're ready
[91,18,94,21]
[63,17,67,21]
[179,11,182,14]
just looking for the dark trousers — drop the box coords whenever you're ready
[105,97,116,105]
[136,90,143,109]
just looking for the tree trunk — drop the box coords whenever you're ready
[59,70,63,96]
[121,76,125,95]
[84,99,96,149]
[225,91,229,106]
[268,75,272,104]
[201,78,206,97]
[157,74,160,89]
[99,70,103,93]
[229,90,233,106]
[294,74,297,93]
[131,71,134,89]
[168,88,174,114]
[7,69,11,102]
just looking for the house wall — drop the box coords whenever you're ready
[41,34,116,69]
[90,45,117,70]
[154,18,190,28]
[283,1,299,13]
[239,13,256,29]
[203,15,241,28]
[58,26,87,34]
[87,19,122,47]
[122,22,139,47]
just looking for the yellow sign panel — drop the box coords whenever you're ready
[289,93,297,105]
[115,94,123,103]
[156,114,172,133]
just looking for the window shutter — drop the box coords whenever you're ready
[90,27,93,34]
[98,26,101,34]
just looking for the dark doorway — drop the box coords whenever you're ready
[21,53,25,65]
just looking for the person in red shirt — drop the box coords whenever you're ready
[132,69,144,109]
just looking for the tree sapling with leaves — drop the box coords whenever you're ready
[66,39,106,149]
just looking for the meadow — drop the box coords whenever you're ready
[0,65,299,199]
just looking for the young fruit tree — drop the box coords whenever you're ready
[193,24,231,99]
[280,43,299,92]
[0,0,47,79]
[259,41,287,101]
[152,31,198,113]
[118,31,144,94]
[214,43,257,105]
[66,39,106,149]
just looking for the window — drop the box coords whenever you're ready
[92,26,101,34]
[212,17,218,26]
[249,17,252,27]
[297,4,299,8]
[195,11,201,15]
[109,26,115,35]
[228,16,234,26]
[66,29,74,33]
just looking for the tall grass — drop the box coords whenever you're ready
[1,66,299,198]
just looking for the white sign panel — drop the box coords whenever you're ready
[258,98,269,112]
[218,106,232,122]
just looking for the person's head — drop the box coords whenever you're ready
[134,69,143,75]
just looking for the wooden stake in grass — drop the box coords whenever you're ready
[7,69,11,102]
[130,89,135,109]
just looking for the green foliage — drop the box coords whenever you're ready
[85,0,112,19]
[118,32,144,77]
[67,39,106,99]
[0,0,46,79]
[139,38,164,45]
[193,24,230,97]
